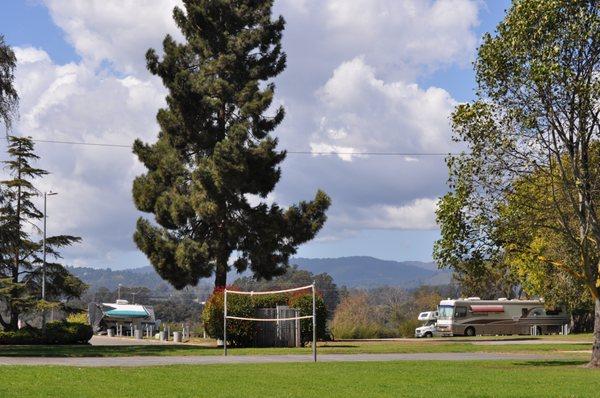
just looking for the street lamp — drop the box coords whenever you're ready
[118,284,123,300]
[42,191,57,328]
[42,191,58,300]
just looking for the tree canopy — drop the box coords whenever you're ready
[433,0,600,366]
[133,0,330,290]
[0,35,18,132]
[0,136,86,330]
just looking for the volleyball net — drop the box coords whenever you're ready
[223,284,317,362]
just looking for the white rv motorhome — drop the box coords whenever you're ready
[415,311,437,338]
[435,297,569,337]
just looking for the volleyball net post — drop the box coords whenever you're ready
[223,283,317,362]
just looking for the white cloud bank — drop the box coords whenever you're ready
[311,57,457,161]
[43,0,182,75]
[11,46,165,267]
[4,0,482,267]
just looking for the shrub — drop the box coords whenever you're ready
[288,293,327,345]
[201,288,255,347]
[66,312,89,325]
[44,321,94,344]
[398,319,421,338]
[201,288,328,347]
[0,321,93,345]
[331,293,382,339]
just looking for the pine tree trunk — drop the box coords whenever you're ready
[7,163,23,332]
[214,249,229,288]
[588,297,600,368]
[215,266,227,288]
[8,309,18,331]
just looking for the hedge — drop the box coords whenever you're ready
[202,288,327,347]
[0,321,93,345]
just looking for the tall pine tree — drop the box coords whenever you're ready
[0,35,18,132]
[133,0,330,289]
[0,136,86,330]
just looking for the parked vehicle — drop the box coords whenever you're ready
[415,310,437,338]
[434,297,569,337]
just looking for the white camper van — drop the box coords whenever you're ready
[415,311,437,338]
[435,297,569,337]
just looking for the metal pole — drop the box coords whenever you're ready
[312,283,317,362]
[224,289,228,356]
[42,192,47,300]
[41,193,47,328]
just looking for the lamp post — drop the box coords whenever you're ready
[42,191,57,327]
[118,284,123,300]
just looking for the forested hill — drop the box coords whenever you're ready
[291,256,450,288]
[68,256,450,291]
[66,266,172,292]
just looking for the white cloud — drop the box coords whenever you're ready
[331,197,438,230]
[360,198,439,230]
[276,0,480,81]
[9,46,166,267]
[42,0,182,74]
[3,0,483,267]
[311,57,457,160]
[325,0,479,70]
[309,142,362,162]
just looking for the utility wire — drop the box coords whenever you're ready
[1,137,458,156]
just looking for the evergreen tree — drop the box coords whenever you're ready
[133,0,330,289]
[0,35,18,132]
[0,136,86,330]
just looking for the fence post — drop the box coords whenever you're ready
[312,283,317,362]
[224,289,228,356]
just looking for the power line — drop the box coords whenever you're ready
[2,137,457,156]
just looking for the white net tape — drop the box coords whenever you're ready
[224,284,313,295]
[226,315,313,322]
[223,283,317,361]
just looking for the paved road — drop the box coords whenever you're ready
[0,352,581,367]
[90,335,188,346]
[90,335,592,347]
[472,339,591,345]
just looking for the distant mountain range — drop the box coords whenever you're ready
[291,256,451,288]
[68,256,451,291]
[66,266,173,292]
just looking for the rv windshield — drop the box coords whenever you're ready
[438,305,454,320]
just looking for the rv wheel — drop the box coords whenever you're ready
[425,332,433,338]
[465,327,476,337]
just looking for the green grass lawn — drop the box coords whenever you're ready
[0,339,593,357]
[0,360,598,397]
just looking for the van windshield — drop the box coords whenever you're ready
[438,305,454,320]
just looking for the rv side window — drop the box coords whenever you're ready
[530,308,545,317]
[454,306,467,318]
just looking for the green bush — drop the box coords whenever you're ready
[0,328,40,345]
[289,294,327,345]
[0,321,93,345]
[398,319,421,338]
[66,312,89,325]
[201,288,328,347]
[201,288,255,347]
[330,293,383,339]
[330,323,381,339]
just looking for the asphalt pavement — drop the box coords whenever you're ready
[0,352,580,367]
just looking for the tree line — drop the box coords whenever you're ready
[434,0,600,367]
[0,36,85,331]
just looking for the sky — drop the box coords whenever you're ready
[0,0,512,270]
